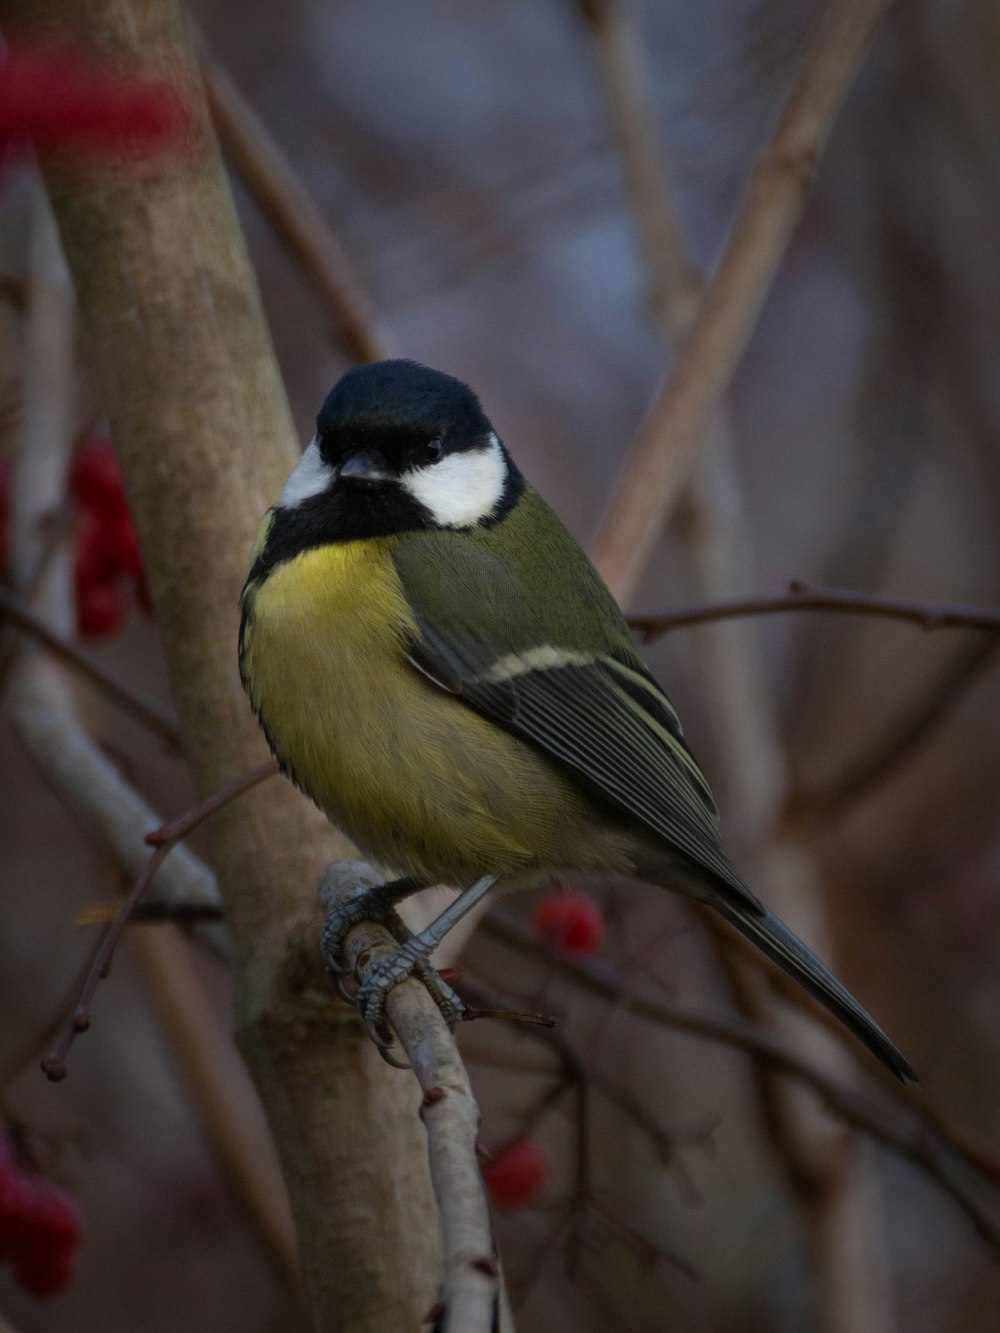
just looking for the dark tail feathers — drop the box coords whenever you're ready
[714,898,917,1084]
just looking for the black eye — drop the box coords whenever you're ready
[424,437,444,464]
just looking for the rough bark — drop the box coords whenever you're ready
[4,0,440,1326]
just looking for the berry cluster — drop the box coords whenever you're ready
[0,439,148,639]
[0,1140,81,1299]
[531,889,603,956]
[70,438,149,638]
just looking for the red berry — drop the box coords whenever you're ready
[0,1167,37,1250]
[73,505,135,639]
[12,1241,77,1299]
[75,506,137,584]
[0,43,190,156]
[70,438,125,516]
[76,579,127,639]
[70,442,147,625]
[0,1141,81,1299]
[531,891,603,956]
[109,510,144,580]
[483,1138,549,1212]
[19,1179,82,1250]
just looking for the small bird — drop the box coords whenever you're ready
[239,359,915,1082]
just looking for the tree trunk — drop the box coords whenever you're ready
[5,0,441,1325]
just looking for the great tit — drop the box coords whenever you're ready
[239,359,915,1082]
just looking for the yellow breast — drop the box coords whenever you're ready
[239,539,607,885]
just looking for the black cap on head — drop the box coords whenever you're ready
[316,360,493,466]
[250,360,521,570]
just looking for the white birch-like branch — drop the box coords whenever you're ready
[318,862,506,1333]
[5,191,227,958]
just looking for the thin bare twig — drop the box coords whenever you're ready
[794,635,999,816]
[482,910,1000,1254]
[463,973,698,1298]
[41,844,170,1081]
[81,900,224,926]
[41,760,277,1080]
[144,759,278,846]
[465,975,688,1170]
[0,582,182,746]
[631,580,1000,639]
[590,0,896,606]
[588,1195,695,1280]
[0,954,96,1091]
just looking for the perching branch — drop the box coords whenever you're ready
[318,862,504,1333]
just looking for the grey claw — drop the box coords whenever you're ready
[320,885,414,979]
[360,992,385,1043]
[375,1043,412,1070]
[413,959,466,1030]
[355,944,468,1057]
[319,871,493,1058]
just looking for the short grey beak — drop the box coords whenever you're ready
[339,451,390,483]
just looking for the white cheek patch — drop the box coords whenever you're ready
[400,432,506,528]
[277,438,336,508]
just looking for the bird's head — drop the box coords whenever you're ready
[277,360,519,532]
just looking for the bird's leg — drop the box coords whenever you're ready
[356,872,502,1055]
[320,874,422,1003]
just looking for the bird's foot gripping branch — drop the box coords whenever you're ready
[317,860,504,1331]
[320,872,416,1001]
[320,862,500,1060]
